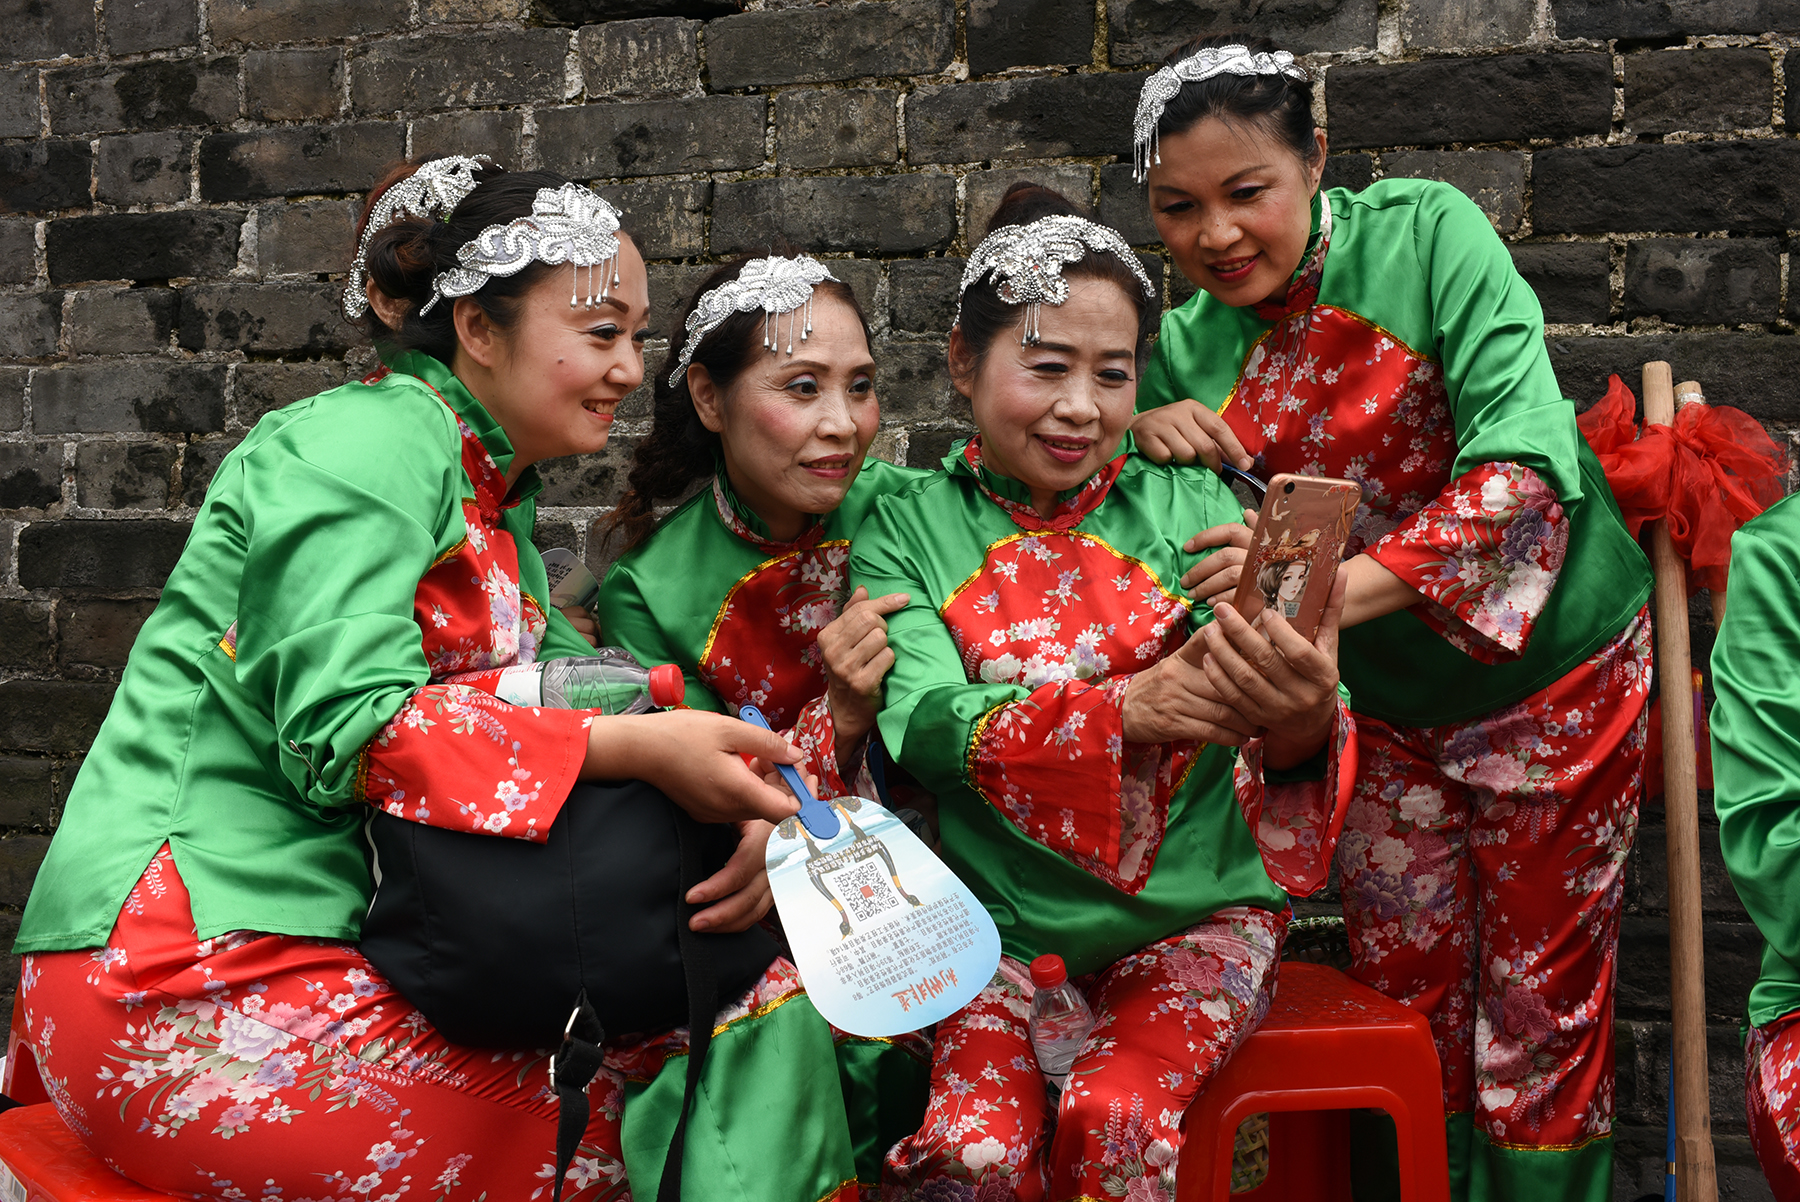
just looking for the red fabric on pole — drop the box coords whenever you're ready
[1577,375,1788,593]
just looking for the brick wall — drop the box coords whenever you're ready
[3,0,1796,1193]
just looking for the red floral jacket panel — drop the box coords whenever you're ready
[1225,306,1568,663]
[357,406,591,843]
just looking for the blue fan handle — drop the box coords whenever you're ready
[739,704,841,839]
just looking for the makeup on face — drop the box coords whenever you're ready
[1145,117,1326,309]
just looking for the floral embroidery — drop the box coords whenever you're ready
[1747,1011,1800,1185]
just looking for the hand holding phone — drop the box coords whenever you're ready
[1228,474,1362,643]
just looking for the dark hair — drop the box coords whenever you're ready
[956,182,1160,373]
[604,248,871,555]
[1154,34,1320,167]
[353,158,623,364]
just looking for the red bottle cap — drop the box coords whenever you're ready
[1029,954,1067,990]
[647,663,685,709]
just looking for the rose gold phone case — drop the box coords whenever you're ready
[1229,474,1363,642]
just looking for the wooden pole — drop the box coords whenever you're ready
[1675,381,1729,629]
[1644,361,1718,1202]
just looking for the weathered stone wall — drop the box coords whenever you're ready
[2,0,1796,1193]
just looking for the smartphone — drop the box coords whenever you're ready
[1228,473,1362,642]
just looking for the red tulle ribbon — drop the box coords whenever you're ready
[1577,374,1789,593]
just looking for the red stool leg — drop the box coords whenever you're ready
[4,986,47,1107]
[1255,1109,1351,1201]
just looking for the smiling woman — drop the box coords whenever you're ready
[7,156,831,1202]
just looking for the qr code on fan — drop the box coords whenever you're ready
[832,861,903,925]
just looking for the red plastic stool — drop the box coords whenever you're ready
[0,1105,172,1201]
[1176,961,1451,1201]
[5,989,49,1107]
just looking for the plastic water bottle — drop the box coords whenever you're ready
[491,652,686,714]
[1028,954,1095,1089]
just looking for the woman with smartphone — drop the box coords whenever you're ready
[596,251,934,1191]
[1128,37,1654,1201]
[853,183,1355,1199]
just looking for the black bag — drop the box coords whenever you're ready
[360,779,780,1201]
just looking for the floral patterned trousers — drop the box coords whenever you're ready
[882,907,1284,1202]
[19,843,855,1202]
[1747,1011,1800,1202]
[1337,610,1651,1195]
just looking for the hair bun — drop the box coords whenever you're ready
[984,181,1090,238]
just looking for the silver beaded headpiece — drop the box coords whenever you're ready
[1132,44,1310,181]
[422,182,623,316]
[342,155,491,320]
[668,254,840,387]
[956,215,1154,346]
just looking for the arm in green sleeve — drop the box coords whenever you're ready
[1711,512,1800,972]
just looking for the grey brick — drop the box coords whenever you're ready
[1547,332,1800,421]
[536,433,641,506]
[32,362,228,433]
[234,361,341,427]
[875,339,959,422]
[1625,49,1772,135]
[1326,54,1612,150]
[578,18,698,100]
[1534,142,1800,234]
[706,0,954,88]
[0,756,56,828]
[1617,916,1761,1022]
[1109,0,1375,64]
[889,258,963,335]
[1327,154,1376,195]
[1509,243,1609,325]
[0,222,35,287]
[0,368,25,430]
[711,175,956,256]
[968,0,1092,73]
[774,89,897,171]
[350,30,570,114]
[0,140,92,214]
[246,49,344,123]
[11,0,95,61]
[45,57,238,137]
[422,0,526,21]
[645,262,714,350]
[0,603,52,673]
[536,0,732,25]
[0,293,61,359]
[208,0,410,45]
[0,443,64,511]
[47,211,243,285]
[1382,150,1524,235]
[0,68,40,139]
[76,441,176,509]
[57,598,156,670]
[1099,163,1158,247]
[410,110,525,165]
[1623,238,1779,325]
[178,282,355,355]
[94,132,192,206]
[65,287,178,355]
[0,835,52,904]
[181,435,241,506]
[532,518,579,557]
[200,122,405,202]
[258,199,357,277]
[965,165,1093,241]
[826,257,880,321]
[1402,0,1534,47]
[906,73,1147,165]
[1629,812,1751,920]
[594,178,709,260]
[0,683,114,755]
[1552,0,1800,39]
[535,96,764,179]
[104,0,198,53]
[905,424,972,469]
[19,519,189,590]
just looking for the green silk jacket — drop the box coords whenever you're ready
[1711,492,1800,1032]
[17,351,595,954]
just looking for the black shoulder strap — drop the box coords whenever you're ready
[549,991,606,1202]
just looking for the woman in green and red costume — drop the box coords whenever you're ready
[853,182,1356,1200]
[595,253,934,1196]
[1711,493,1800,1201]
[1126,36,1655,1201]
[9,158,848,1200]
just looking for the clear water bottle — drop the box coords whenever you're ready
[1028,954,1095,1089]
[492,652,686,714]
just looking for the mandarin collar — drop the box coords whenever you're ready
[385,348,542,507]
